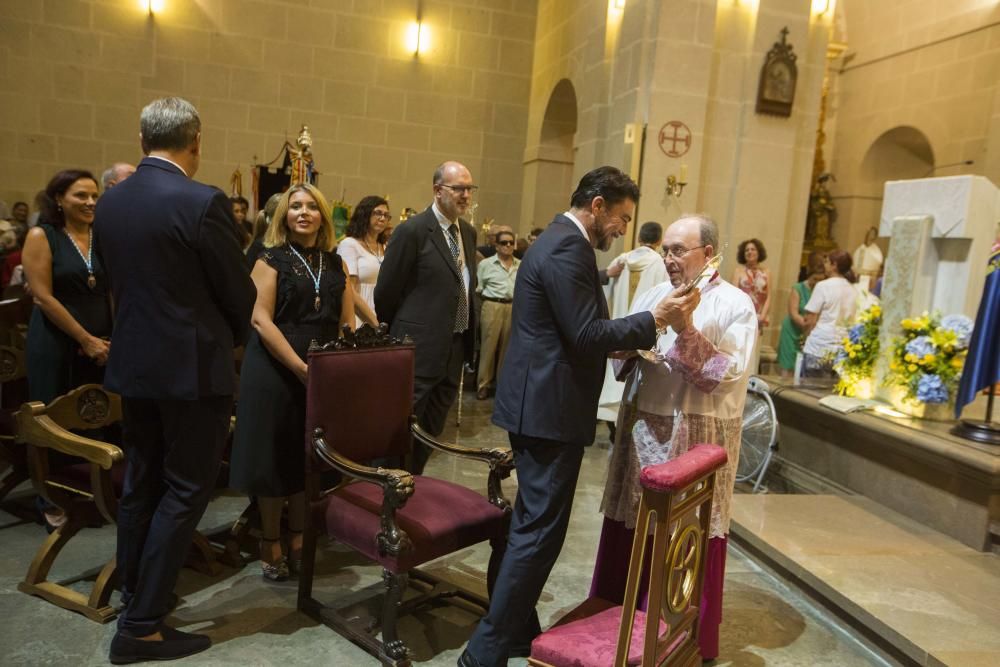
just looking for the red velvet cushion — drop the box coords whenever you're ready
[530,600,675,666]
[316,475,507,571]
[639,444,727,493]
[306,346,415,463]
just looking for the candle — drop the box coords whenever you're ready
[679,164,688,183]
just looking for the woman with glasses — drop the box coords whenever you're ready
[338,195,387,328]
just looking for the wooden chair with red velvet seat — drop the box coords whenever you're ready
[15,384,222,623]
[297,328,514,667]
[528,444,728,667]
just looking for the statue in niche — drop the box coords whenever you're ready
[807,172,837,251]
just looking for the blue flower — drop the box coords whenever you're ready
[848,323,865,344]
[905,335,937,359]
[916,374,949,403]
[941,314,973,348]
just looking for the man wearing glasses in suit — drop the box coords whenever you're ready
[374,161,479,474]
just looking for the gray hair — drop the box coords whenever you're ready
[101,167,115,189]
[677,213,719,253]
[140,97,201,153]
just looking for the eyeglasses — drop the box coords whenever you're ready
[663,244,707,259]
[372,211,392,221]
[439,184,479,195]
[497,240,515,246]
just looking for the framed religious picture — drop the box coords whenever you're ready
[756,27,797,117]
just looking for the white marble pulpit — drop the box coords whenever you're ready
[873,175,998,402]
[879,175,999,318]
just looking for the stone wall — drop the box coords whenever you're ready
[828,0,1000,255]
[0,0,537,229]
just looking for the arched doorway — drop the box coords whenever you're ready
[521,79,578,234]
[839,125,935,251]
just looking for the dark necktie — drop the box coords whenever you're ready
[447,224,469,333]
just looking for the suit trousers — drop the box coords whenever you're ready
[116,395,232,636]
[477,300,513,391]
[410,332,465,474]
[466,433,586,666]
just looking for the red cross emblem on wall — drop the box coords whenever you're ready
[658,121,692,158]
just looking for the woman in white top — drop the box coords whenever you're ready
[802,248,858,376]
[337,195,386,328]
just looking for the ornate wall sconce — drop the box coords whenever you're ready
[141,0,164,15]
[666,164,688,198]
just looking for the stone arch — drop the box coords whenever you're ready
[837,124,937,250]
[520,79,578,234]
[860,125,936,188]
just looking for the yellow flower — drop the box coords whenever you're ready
[908,364,918,372]
[951,357,964,368]
[922,354,936,364]
[905,353,917,363]
[848,350,857,358]
[870,305,881,318]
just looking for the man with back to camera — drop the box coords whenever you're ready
[94,97,255,664]
[374,161,478,474]
[458,166,700,667]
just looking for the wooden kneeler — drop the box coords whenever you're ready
[528,444,728,667]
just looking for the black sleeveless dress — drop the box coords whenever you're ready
[229,243,346,496]
[26,224,112,404]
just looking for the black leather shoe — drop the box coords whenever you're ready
[109,626,211,664]
[457,649,486,667]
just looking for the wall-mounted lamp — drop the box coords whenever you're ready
[811,0,834,16]
[613,0,626,9]
[406,21,430,57]
[666,164,688,198]
[141,0,164,15]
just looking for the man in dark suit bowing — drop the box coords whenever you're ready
[459,166,698,667]
[374,161,478,474]
[94,97,255,664]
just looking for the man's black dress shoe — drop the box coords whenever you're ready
[109,626,211,664]
[457,648,486,667]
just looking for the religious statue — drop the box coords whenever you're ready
[290,125,314,185]
[806,172,837,251]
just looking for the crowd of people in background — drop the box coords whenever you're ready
[2,94,885,665]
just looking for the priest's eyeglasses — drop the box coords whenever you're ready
[663,244,706,259]
[439,184,480,195]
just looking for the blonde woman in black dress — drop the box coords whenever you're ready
[230,183,354,580]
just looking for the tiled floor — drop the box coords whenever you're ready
[0,394,889,666]
[732,494,1000,667]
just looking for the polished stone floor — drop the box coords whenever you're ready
[732,494,1000,667]
[0,394,889,666]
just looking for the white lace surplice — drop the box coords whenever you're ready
[600,278,758,538]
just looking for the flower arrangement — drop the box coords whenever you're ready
[834,304,881,397]
[887,311,973,406]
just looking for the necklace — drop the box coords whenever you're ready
[361,236,384,264]
[64,226,96,290]
[288,243,324,312]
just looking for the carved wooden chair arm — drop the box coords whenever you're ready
[16,402,123,470]
[311,427,414,557]
[411,424,514,513]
